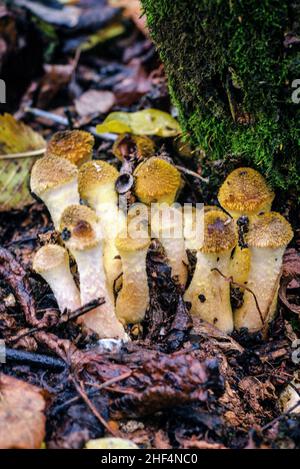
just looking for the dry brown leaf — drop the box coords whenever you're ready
[279,248,300,315]
[0,374,46,449]
[75,90,115,117]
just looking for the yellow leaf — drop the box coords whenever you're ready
[96,109,181,137]
[0,114,46,211]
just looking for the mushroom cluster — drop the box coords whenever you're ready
[30,131,293,337]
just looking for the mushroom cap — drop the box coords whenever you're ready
[115,229,150,253]
[47,130,94,167]
[134,157,182,205]
[30,155,78,196]
[33,244,69,273]
[218,167,275,214]
[112,134,155,161]
[60,204,101,251]
[201,210,237,253]
[246,212,293,248]
[78,160,119,200]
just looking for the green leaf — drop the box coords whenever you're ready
[96,109,181,137]
[0,114,46,211]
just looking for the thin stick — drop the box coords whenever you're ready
[71,377,119,436]
[8,298,105,344]
[85,371,132,391]
[0,148,46,160]
[5,347,66,370]
[175,165,209,183]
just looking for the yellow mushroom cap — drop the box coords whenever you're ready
[201,210,237,254]
[134,157,182,205]
[78,160,119,201]
[33,244,69,273]
[60,204,100,251]
[46,130,94,167]
[30,155,78,196]
[112,134,155,161]
[218,167,275,214]
[246,212,293,248]
[115,229,150,253]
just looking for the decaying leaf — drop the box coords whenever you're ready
[75,90,115,117]
[96,109,181,137]
[279,248,300,316]
[79,23,125,52]
[0,374,46,449]
[109,0,148,36]
[0,114,46,211]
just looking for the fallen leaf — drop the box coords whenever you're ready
[114,59,151,106]
[79,22,125,52]
[37,63,74,109]
[75,90,115,117]
[85,438,138,449]
[0,374,46,449]
[279,248,300,315]
[0,114,46,211]
[96,109,181,137]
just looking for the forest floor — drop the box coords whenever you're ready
[0,0,299,449]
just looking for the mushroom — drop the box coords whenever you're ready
[47,130,94,167]
[234,212,293,332]
[184,205,224,251]
[218,167,275,284]
[78,160,126,297]
[32,244,81,313]
[30,155,80,230]
[115,219,150,325]
[59,204,126,339]
[134,157,187,285]
[184,209,237,333]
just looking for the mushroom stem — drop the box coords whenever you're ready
[152,205,188,286]
[73,245,125,338]
[185,251,233,333]
[42,180,80,230]
[234,246,284,331]
[115,225,150,325]
[60,205,127,340]
[33,245,81,313]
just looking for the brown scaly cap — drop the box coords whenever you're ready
[246,212,293,248]
[33,244,69,273]
[201,210,237,254]
[134,157,182,205]
[78,160,119,199]
[218,167,275,214]
[47,130,94,167]
[60,205,100,251]
[30,155,78,196]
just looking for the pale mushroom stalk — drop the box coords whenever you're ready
[234,212,293,332]
[33,245,81,313]
[78,161,126,298]
[60,205,127,340]
[30,155,80,230]
[115,226,150,325]
[134,157,187,285]
[152,205,188,285]
[218,167,275,284]
[184,210,237,333]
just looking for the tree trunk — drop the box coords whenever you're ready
[141,0,300,196]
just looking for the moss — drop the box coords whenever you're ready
[141,0,300,196]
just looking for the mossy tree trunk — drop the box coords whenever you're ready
[141,0,300,195]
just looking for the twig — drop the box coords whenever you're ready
[8,298,105,344]
[84,371,132,391]
[175,165,209,183]
[261,401,300,432]
[211,267,265,325]
[5,347,66,370]
[0,148,46,160]
[53,372,132,414]
[71,377,119,436]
